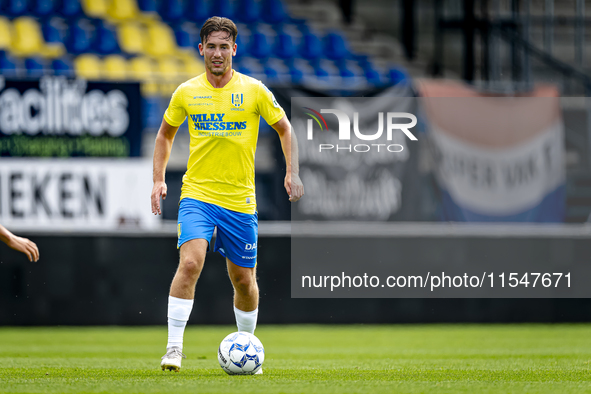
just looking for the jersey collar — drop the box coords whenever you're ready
[203,69,238,90]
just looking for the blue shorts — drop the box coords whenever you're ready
[177,198,258,268]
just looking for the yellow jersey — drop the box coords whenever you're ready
[163,71,285,214]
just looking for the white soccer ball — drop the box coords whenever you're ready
[218,331,264,375]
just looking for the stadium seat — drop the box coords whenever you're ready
[156,57,181,95]
[25,57,46,77]
[128,56,158,96]
[66,18,93,54]
[145,22,183,57]
[11,16,65,58]
[94,20,120,54]
[80,0,108,19]
[236,0,261,24]
[211,0,235,20]
[103,54,128,80]
[179,56,205,78]
[51,56,74,76]
[107,0,140,21]
[30,0,57,17]
[174,25,196,49]
[184,0,210,23]
[388,66,409,86]
[274,32,297,59]
[137,0,157,13]
[249,32,272,59]
[2,0,28,17]
[74,53,102,80]
[365,67,382,87]
[234,32,249,58]
[42,17,69,46]
[324,32,350,60]
[264,57,290,84]
[261,0,288,24]
[57,0,82,18]
[159,0,183,23]
[117,21,146,55]
[299,33,322,60]
[0,51,19,77]
[0,17,12,51]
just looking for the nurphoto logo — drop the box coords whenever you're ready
[303,107,417,153]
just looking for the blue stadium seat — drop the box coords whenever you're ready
[66,18,93,54]
[0,53,19,77]
[137,0,156,13]
[2,0,29,16]
[324,32,350,60]
[30,0,56,17]
[42,18,67,45]
[299,33,322,60]
[234,33,247,58]
[274,32,297,59]
[184,0,210,23]
[93,20,119,54]
[365,67,382,87]
[388,66,409,85]
[52,56,74,76]
[159,0,184,23]
[235,56,264,79]
[211,0,235,20]
[264,64,279,83]
[236,0,260,24]
[142,97,163,129]
[57,0,82,18]
[261,0,288,24]
[174,26,195,49]
[264,57,290,84]
[249,32,271,59]
[25,57,46,77]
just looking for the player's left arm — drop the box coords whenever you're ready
[0,224,39,262]
[271,115,304,202]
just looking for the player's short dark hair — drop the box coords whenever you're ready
[200,16,238,45]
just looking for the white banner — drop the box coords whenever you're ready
[0,159,158,230]
[431,121,565,215]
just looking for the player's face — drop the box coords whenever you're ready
[199,31,237,76]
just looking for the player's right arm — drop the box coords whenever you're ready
[152,84,187,215]
[151,119,179,215]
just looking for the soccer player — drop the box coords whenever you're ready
[151,17,304,373]
[0,224,39,262]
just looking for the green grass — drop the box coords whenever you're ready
[1,325,591,393]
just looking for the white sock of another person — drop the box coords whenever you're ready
[167,296,194,350]
[234,306,258,334]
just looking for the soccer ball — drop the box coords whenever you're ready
[218,331,264,375]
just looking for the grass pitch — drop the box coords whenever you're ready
[1,324,591,393]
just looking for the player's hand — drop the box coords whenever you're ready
[7,235,39,262]
[151,181,167,215]
[285,173,304,202]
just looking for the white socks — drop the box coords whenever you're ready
[167,296,194,350]
[166,297,257,351]
[234,306,258,334]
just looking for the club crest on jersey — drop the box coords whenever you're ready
[232,93,244,107]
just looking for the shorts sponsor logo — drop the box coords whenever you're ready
[245,242,257,251]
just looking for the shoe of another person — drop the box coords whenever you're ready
[161,347,186,372]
